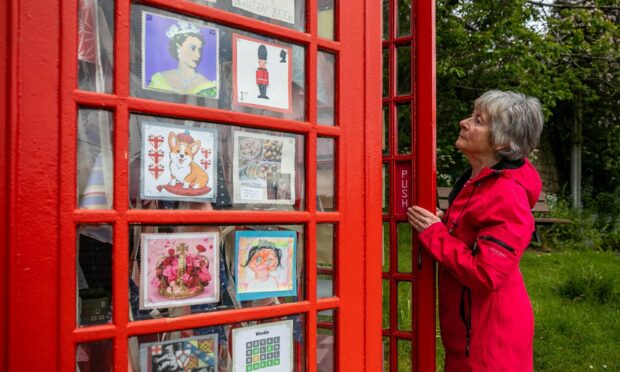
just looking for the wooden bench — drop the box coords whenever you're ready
[437,187,571,246]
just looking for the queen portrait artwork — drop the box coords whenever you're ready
[142,11,219,98]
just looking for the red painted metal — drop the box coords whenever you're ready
[395,161,413,215]
[383,0,415,371]
[381,0,436,371]
[6,0,61,371]
[337,0,366,369]
[414,1,437,372]
[3,0,434,370]
[0,0,9,369]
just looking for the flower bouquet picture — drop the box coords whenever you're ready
[140,232,219,309]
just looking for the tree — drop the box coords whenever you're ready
[541,1,620,209]
[436,0,620,210]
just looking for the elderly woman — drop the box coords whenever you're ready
[408,90,544,371]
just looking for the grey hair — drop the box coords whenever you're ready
[475,90,544,160]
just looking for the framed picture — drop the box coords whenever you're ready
[232,320,294,372]
[233,34,292,112]
[140,333,218,372]
[232,131,296,205]
[140,121,218,202]
[231,0,295,25]
[140,232,219,309]
[142,10,219,99]
[234,230,297,301]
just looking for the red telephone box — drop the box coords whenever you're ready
[1,0,435,370]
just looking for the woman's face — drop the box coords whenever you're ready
[455,108,496,159]
[248,249,279,274]
[178,36,203,69]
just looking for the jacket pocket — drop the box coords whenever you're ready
[478,235,515,253]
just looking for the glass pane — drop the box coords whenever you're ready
[382,105,389,156]
[318,273,334,299]
[382,0,389,40]
[317,137,335,211]
[396,45,411,96]
[318,309,334,324]
[396,103,412,155]
[131,6,306,121]
[128,114,305,211]
[382,163,389,213]
[382,222,390,272]
[188,0,305,32]
[77,109,113,209]
[318,0,335,40]
[397,339,412,371]
[78,0,114,93]
[382,48,389,98]
[397,0,411,37]
[382,337,390,372]
[317,223,335,299]
[317,327,335,372]
[317,51,336,126]
[76,340,113,372]
[397,223,412,273]
[128,224,304,321]
[382,279,390,329]
[397,281,412,332]
[317,224,334,268]
[128,315,305,371]
[77,224,113,327]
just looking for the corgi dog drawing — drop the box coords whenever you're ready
[167,131,209,189]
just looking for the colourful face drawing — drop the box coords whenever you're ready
[179,35,203,69]
[247,248,279,276]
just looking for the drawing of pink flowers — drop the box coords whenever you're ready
[153,241,212,299]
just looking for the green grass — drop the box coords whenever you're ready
[523,250,620,371]
[434,250,620,371]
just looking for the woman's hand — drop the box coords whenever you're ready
[407,206,442,233]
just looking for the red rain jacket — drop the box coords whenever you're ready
[418,158,541,372]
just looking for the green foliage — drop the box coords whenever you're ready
[436,0,620,202]
[558,264,618,305]
[539,192,620,251]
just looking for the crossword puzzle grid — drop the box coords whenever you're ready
[244,336,281,371]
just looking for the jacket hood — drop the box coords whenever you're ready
[450,158,542,209]
[483,158,542,209]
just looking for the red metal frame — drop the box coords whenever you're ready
[4,0,61,370]
[1,0,10,369]
[3,0,434,370]
[364,0,383,369]
[414,2,437,371]
[56,0,338,368]
[381,0,435,371]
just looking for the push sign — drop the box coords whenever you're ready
[395,161,412,215]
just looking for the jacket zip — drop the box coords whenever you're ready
[448,181,478,235]
[449,182,479,357]
[447,168,521,359]
[478,235,516,253]
[460,235,516,357]
[459,286,472,357]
